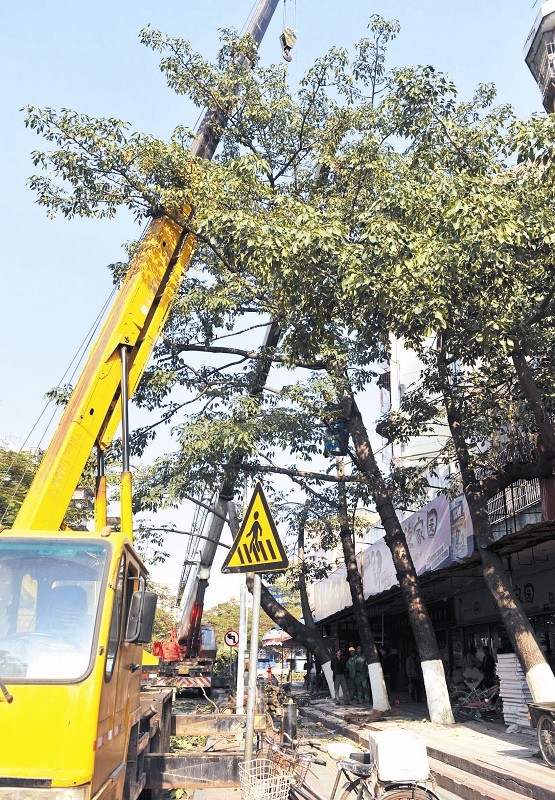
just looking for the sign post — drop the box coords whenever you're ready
[221,482,288,762]
[244,573,261,763]
[224,629,239,682]
[236,582,248,715]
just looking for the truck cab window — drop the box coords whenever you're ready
[105,554,125,680]
[0,539,108,681]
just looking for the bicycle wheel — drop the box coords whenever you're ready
[381,787,440,800]
[452,703,474,722]
[336,779,439,800]
[336,777,365,800]
[537,714,555,768]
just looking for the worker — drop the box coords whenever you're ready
[346,646,358,701]
[406,649,424,702]
[331,647,350,705]
[244,661,250,691]
[481,646,496,689]
[355,645,371,703]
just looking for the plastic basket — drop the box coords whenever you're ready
[239,758,293,800]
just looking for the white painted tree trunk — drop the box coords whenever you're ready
[368,662,390,711]
[422,659,454,724]
[527,662,555,703]
[321,660,335,699]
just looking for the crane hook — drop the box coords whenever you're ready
[280,27,296,62]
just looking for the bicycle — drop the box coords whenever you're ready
[450,680,502,722]
[248,733,441,800]
[528,702,555,768]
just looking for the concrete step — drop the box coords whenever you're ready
[426,732,555,800]
[299,703,555,800]
[435,788,470,800]
[429,756,532,800]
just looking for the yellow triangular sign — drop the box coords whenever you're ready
[222,482,289,574]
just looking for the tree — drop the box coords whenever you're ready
[24,16,555,718]
[22,17,455,720]
[342,67,555,702]
[0,447,40,527]
[336,457,389,711]
[147,582,180,651]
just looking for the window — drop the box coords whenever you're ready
[105,554,125,680]
[0,539,108,682]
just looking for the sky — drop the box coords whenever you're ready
[0,0,547,603]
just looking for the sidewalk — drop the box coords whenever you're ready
[189,688,554,800]
[299,692,554,800]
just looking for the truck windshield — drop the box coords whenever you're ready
[0,538,108,681]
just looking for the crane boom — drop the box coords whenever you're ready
[13,214,195,531]
[176,322,281,649]
[14,0,282,533]
[1,2,283,794]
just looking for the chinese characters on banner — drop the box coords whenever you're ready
[361,494,474,599]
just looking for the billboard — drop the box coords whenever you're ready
[313,494,476,619]
[362,494,475,599]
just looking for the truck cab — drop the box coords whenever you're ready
[0,530,156,800]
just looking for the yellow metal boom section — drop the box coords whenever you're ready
[13,211,195,532]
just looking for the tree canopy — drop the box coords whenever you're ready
[0,447,40,528]
[24,16,555,703]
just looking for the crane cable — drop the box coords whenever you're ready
[280,0,297,63]
[0,285,117,525]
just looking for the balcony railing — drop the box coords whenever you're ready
[487,479,541,525]
[538,39,555,98]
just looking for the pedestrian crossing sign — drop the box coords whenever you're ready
[221,482,289,574]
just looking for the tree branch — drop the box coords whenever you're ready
[237,461,366,484]
[165,341,327,370]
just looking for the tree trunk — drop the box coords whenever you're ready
[348,394,454,723]
[440,348,555,702]
[337,457,390,711]
[464,487,555,702]
[512,347,555,460]
[246,574,334,698]
[297,501,318,630]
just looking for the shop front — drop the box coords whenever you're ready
[312,507,555,693]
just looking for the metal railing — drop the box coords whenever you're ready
[537,39,555,98]
[487,479,541,525]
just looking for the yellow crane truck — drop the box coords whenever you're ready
[0,2,279,798]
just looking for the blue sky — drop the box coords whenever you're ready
[0,0,546,593]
